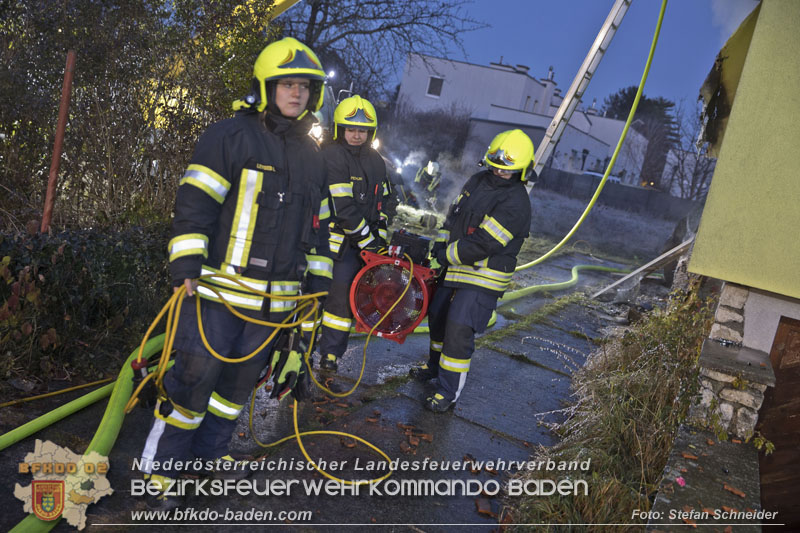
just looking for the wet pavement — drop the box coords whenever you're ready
[647,425,763,533]
[0,251,646,532]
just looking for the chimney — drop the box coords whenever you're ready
[586,97,598,115]
[547,66,554,80]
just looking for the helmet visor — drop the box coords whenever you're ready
[486,149,517,168]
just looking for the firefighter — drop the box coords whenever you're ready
[138,37,332,508]
[414,160,442,209]
[318,95,391,372]
[410,130,534,412]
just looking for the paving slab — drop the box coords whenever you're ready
[485,323,595,376]
[647,425,765,533]
[234,395,530,531]
[398,347,568,444]
[541,303,612,341]
[89,396,528,532]
[504,254,633,312]
[329,331,430,387]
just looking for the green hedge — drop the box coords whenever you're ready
[0,226,171,387]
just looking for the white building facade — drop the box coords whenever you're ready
[397,54,648,184]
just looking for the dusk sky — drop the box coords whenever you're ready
[456,0,760,113]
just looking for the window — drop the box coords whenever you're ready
[426,76,444,97]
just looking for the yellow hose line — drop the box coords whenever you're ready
[0,378,115,409]
[310,253,413,398]
[292,399,393,486]
[124,273,325,415]
[249,254,414,485]
[515,0,668,272]
[126,269,399,486]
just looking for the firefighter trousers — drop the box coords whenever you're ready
[318,246,363,362]
[300,274,329,357]
[426,286,497,402]
[139,298,277,475]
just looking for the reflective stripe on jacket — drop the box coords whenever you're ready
[323,141,389,255]
[168,111,330,312]
[440,170,531,296]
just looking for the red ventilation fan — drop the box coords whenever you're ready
[349,234,436,343]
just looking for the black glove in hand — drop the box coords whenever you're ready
[291,361,311,402]
[361,232,385,254]
[292,336,311,401]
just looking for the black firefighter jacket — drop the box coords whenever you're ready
[435,170,531,296]
[323,141,391,256]
[168,110,332,316]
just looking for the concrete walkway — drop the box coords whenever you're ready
[1,252,642,532]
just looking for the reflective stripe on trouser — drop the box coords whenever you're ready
[300,273,330,352]
[139,298,279,473]
[318,246,363,359]
[426,286,497,402]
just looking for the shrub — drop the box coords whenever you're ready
[0,226,171,390]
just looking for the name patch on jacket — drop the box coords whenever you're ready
[250,257,269,268]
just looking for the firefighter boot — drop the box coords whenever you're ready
[409,363,438,382]
[424,393,456,413]
[144,474,184,511]
[320,354,339,372]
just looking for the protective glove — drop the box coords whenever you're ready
[366,231,387,252]
[266,328,311,401]
[292,336,311,402]
[359,225,385,254]
[430,241,445,259]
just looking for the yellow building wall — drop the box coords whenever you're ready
[689,0,800,299]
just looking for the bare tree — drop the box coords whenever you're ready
[277,0,485,99]
[661,101,716,201]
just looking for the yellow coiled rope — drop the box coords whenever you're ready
[127,256,413,485]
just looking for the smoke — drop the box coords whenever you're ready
[710,0,760,44]
[433,151,475,209]
[389,147,476,214]
[401,150,426,171]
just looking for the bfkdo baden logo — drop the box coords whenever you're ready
[32,480,65,520]
[14,439,113,530]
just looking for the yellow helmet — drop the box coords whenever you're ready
[333,95,377,141]
[235,37,326,114]
[484,129,535,182]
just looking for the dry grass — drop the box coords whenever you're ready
[503,283,716,531]
[530,189,675,262]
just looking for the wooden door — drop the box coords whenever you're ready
[757,316,800,529]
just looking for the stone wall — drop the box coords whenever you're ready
[688,282,774,439]
[709,282,747,345]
